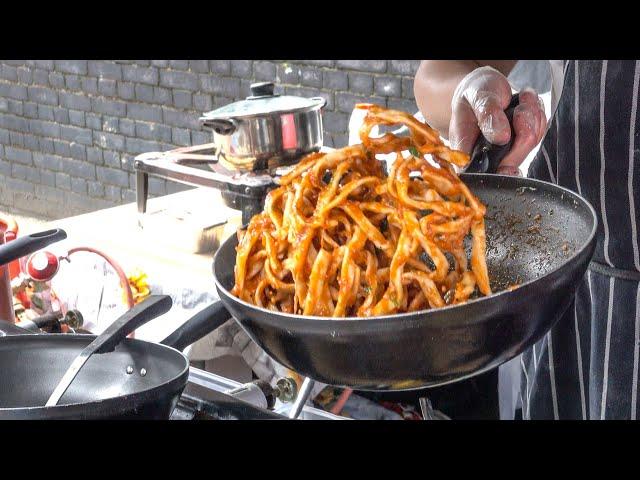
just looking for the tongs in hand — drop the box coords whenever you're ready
[463,93,520,174]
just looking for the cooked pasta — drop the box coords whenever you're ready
[231,104,491,317]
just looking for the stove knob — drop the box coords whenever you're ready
[274,377,298,403]
[25,251,60,282]
[62,309,84,329]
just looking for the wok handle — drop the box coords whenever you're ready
[16,313,61,333]
[160,300,231,352]
[466,93,520,174]
[0,229,67,266]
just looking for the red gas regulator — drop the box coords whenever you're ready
[16,247,137,336]
[24,246,134,309]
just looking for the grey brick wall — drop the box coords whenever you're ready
[0,60,420,219]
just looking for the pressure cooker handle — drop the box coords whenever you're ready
[311,97,327,109]
[250,82,275,97]
[201,118,238,136]
[0,228,67,266]
[466,93,520,174]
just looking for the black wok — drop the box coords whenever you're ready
[0,228,234,419]
[210,173,598,390]
[0,296,231,420]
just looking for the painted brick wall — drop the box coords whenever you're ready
[0,60,420,219]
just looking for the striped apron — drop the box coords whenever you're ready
[523,60,640,419]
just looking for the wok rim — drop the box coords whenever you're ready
[0,335,190,417]
[212,173,599,325]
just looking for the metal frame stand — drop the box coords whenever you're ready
[133,146,276,227]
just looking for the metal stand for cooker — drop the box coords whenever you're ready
[134,143,276,226]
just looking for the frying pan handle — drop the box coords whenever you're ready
[0,228,67,266]
[466,93,520,174]
[160,301,231,352]
[93,295,173,354]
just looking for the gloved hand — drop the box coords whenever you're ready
[449,66,547,175]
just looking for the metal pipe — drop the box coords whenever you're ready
[288,377,315,419]
[225,382,270,410]
[0,233,15,323]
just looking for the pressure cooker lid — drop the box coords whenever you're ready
[201,82,326,120]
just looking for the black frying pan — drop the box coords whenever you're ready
[0,231,232,419]
[205,93,598,390]
[0,296,231,419]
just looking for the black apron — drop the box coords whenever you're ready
[523,60,640,419]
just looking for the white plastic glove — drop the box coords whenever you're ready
[449,66,547,176]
